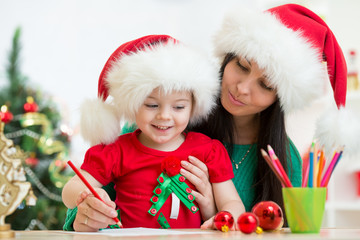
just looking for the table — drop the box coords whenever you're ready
[4,228,360,240]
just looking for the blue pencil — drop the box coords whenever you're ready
[308,142,315,188]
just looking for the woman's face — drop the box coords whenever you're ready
[221,56,277,117]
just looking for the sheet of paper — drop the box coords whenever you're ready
[60,228,214,236]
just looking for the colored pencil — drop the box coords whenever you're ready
[332,147,344,171]
[321,147,344,187]
[308,142,315,188]
[302,161,309,187]
[316,150,325,187]
[320,149,340,187]
[67,160,122,228]
[313,143,318,187]
[261,149,287,187]
[267,145,293,187]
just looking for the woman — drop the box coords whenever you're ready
[64,3,347,231]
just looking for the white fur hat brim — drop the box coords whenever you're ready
[107,41,219,125]
[213,8,326,113]
[81,37,219,145]
[80,98,120,145]
[315,106,360,157]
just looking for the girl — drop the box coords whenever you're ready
[62,35,244,231]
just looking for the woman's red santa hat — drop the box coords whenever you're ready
[214,4,360,155]
[80,35,219,145]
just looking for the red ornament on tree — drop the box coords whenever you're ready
[251,201,284,230]
[237,212,259,234]
[23,96,38,113]
[214,211,234,232]
[25,156,39,167]
[0,105,13,123]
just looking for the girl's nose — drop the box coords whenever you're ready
[156,108,171,120]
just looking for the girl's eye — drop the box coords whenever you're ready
[145,104,158,108]
[236,61,249,72]
[260,81,274,91]
[174,105,185,110]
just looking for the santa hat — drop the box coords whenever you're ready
[80,35,219,145]
[214,4,360,155]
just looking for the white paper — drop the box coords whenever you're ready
[60,228,214,236]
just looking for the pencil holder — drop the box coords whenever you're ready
[282,187,326,233]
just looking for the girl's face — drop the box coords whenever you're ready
[136,88,192,151]
[221,56,277,117]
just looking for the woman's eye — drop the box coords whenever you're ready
[260,81,274,91]
[236,61,249,72]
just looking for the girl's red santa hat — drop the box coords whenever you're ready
[81,35,219,145]
[214,4,360,155]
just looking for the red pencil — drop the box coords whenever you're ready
[261,149,287,187]
[267,145,293,188]
[67,160,122,227]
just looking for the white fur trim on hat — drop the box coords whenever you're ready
[213,8,326,113]
[106,41,219,125]
[80,40,219,145]
[80,98,120,145]
[315,106,360,157]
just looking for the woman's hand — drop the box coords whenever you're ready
[73,188,120,232]
[180,156,217,221]
[200,215,236,231]
[200,216,215,230]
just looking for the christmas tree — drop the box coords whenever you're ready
[0,27,72,230]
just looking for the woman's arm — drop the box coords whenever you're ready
[180,156,217,221]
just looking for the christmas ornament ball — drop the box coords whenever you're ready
[237,212,259,234]
[251,201,284,230]
[23,96,38,113]
[0,105,13,123]
[214,211,234,232]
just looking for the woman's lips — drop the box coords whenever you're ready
[228,91,245,106]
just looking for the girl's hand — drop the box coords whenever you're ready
[180,156,217,221]
[73,188,120,232]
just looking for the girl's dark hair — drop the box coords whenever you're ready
[189,53,291,218]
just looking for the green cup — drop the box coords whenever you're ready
[282,187,326,233]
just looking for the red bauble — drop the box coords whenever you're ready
[237,212,259,234]
[252,201,284,230]
[214,211,234,232]
[23,96,38,113]
[0,105,13,123]
[25,156,39,167]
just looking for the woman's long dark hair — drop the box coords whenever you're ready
[189,53,292,217]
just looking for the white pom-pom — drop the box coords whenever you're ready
[315,107,360,157]
[80,99,120,146]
